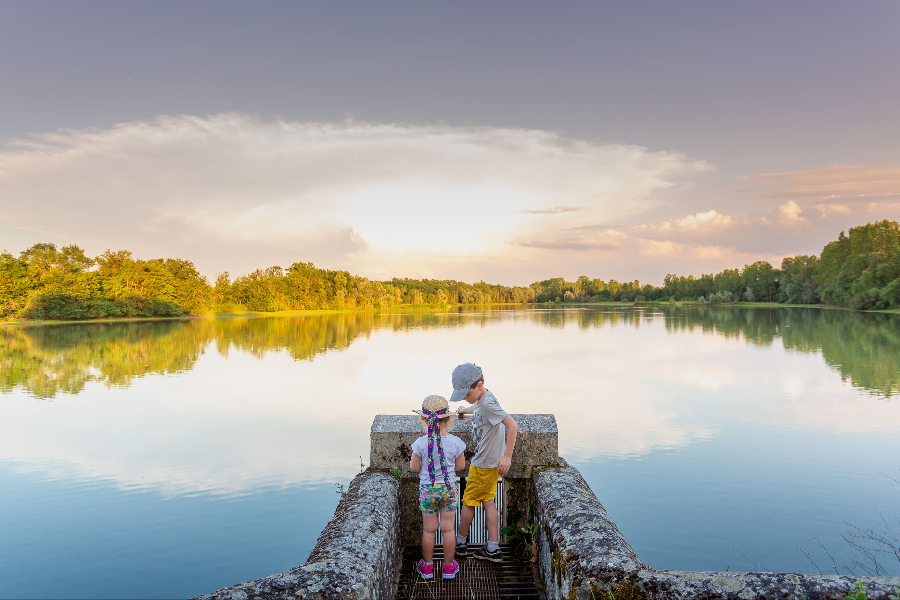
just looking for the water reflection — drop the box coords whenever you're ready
[2,306,899,592]
[2,306,898,399]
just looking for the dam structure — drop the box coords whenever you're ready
[196,414,900,600]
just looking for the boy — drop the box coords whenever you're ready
[449,363,518,562]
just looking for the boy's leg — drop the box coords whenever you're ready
[458,504,476,538]
[440,510,456,563]
[421,511,438,562]
[483,499,499,544]
[472,499,502,562]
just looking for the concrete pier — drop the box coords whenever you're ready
[195,414,900,600]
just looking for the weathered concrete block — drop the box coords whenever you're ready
[533,464,900,600]
[533,464,643,600]
[370,413,559,479]
[193,469,401,600]
[632,569,900,600]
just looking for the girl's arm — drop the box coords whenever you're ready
[410,453,422,472]
[454,451,466,472]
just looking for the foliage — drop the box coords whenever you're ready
[3,220,899,321]
[844,580,868,600]
[501,523,537,559]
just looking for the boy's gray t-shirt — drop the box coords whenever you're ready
[471,389,509,469]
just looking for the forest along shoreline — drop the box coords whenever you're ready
[1,219,899,322]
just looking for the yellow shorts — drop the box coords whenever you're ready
[462,465,499,507]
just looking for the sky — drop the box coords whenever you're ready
[1,1,899,285]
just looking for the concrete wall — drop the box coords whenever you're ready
[192,469,401,600]
[533,465,900,600]
[369,413,560,479]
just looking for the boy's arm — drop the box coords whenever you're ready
[497,415,518,477]
[456,405,473,415]
[410,453,422,472]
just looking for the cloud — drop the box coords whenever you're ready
[652,209,733,232]
[520,236,623,251]
[776,200,805,224]
[639,239,680,256]
[0,114,710,281]
[740,164,900,202]
[813,203,851,217]
[518,205,585,215]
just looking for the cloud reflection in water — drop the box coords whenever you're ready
[1,306,898,497]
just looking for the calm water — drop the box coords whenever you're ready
[1,306,899,598]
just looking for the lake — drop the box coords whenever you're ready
[1,306,898,598]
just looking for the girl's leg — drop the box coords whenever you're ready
[440,510,456,563]
[421,511,439,562]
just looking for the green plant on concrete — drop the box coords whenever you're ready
[502,523,538,560]
[334,482,345,496]
[390,468,402,478]
[845,580,868,600]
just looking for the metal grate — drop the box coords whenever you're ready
[396,544,542,600]
[435,478,504,545]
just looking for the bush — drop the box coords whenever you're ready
[21,292,90,320]
[876,279,900,309]
[849,289,878,310]
[87,299,127,318]
[146,298,183,316]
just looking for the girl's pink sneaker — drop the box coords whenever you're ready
[442,560,460,579]
[416,559,433,580]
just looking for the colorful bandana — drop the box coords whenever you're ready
[421,407,452,487]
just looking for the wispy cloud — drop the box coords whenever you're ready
[0,113,709,282]
[813,203,851,217]
[652,209,733,232]
[739,164,900,201]
[518,205,585,215]
[520,236,622,251]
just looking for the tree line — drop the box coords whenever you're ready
[530,219,900,310]
[1,220,898,320]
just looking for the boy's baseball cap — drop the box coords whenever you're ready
[449,363,483,402]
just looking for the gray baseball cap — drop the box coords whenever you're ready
[449,363,483,402]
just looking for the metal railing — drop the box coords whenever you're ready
[435,477,504,544]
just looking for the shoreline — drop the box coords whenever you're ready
[2,301,898,328]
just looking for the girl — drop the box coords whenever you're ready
[410,395,467,580]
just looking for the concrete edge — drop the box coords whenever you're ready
[532,462,900,600]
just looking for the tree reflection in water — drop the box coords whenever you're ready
[2,306,898,399]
